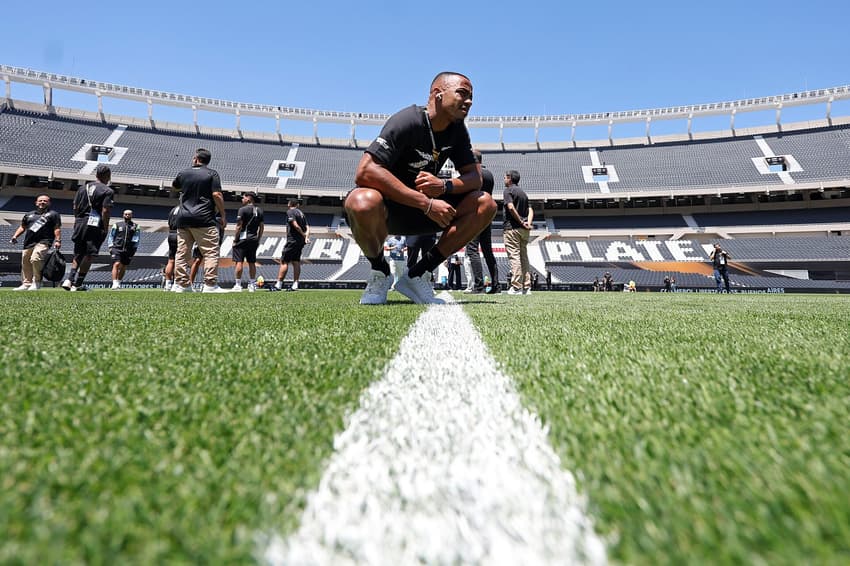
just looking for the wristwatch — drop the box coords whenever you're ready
[444,180,454,194]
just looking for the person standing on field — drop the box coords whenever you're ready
[464,149,498,294]
[171,148,227,293]
[502,169,533,295]
[232,192,264,292]
[385,234,406,290]
[163,204,180,291]
[710,243,732,293]
[108,209,141,290]
[10,194,61,291]
[275,199,309,291]
[64,164,114,292]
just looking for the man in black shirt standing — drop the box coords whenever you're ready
[64,164,114,291]
[345,71,496,305]
[171,148,227,293]
[274,199,309,291]
[232,192,264,292]
[464,149,498,294]
[10,194,62,291]
[503,169,533,295]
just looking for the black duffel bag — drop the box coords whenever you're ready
[42,248,67,282]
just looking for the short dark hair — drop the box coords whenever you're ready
[430,71,471,89]
[505,170,521,185]
[243,191,257,201]
[35,193,50,201]
[288,199,300,207]
[473,149,483,164]
[195,148,212,164]
[95,164,112,182]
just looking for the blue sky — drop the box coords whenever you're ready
[4,0,850,143]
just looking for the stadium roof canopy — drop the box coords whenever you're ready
[4,64,850,148]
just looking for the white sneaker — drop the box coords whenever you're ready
[523,288,532,295]
[291,281,299,291]
[202,284,226,293]
[232,283,243,292]
[13,284,30,291]
[506,287,523,295]
[395,273,445,304]
[164,281,173,292]
[171,284,190,293]
[27,282,41,291]
[70,285,88,292]
[247,283,256,293]
[111,281,121,290]
[359,270,392,305]
[61,279,72,291]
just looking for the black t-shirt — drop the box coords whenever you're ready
[286,207,308,245]
[503,185,530,230]
[173,165,222,228]
[21,209,61,249]
[481,167,494,195]
[73,182,114,227]
[366,104,475,190]
[236,205,264,241]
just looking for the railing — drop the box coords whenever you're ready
[4,64,850,129]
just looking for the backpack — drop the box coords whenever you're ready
[42,248,67,282]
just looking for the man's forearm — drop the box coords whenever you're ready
[451,168,482,194]
[213,193,226,217]
[358,162,429,211]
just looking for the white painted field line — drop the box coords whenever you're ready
[261,297,607,565]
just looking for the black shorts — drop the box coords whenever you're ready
[384,193,469,235]
[72,222,107,256]
[167,232,178,259]
[192,244,220,260]
[111,250,134,265]
[281,241,305,263]
[232,239,259,263]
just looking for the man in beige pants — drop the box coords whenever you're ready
[501,170,533,295]
[9,194,62,291]
[171,148,227,293]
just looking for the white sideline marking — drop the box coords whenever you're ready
[261,299,607,565]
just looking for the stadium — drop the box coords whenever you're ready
[2,65,849,292]
[2,62,849,565]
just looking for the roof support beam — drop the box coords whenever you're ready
[42,82,52,108]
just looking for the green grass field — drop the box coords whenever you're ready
[1,290,848,564]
